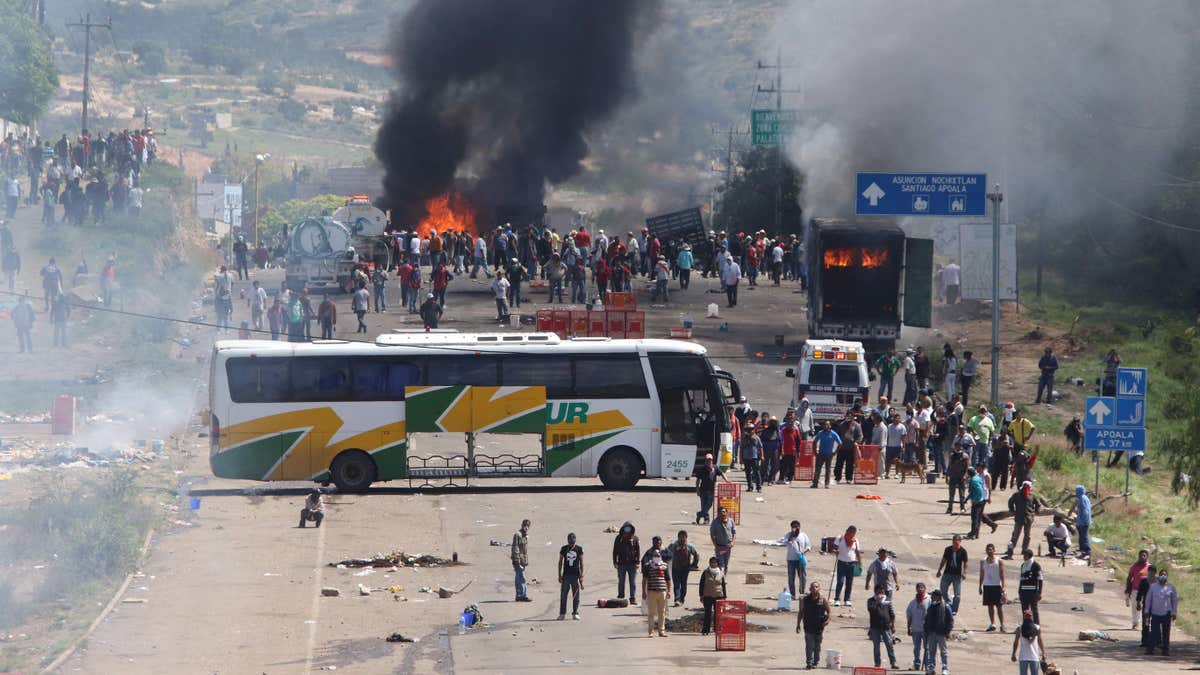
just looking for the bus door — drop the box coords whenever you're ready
[649,354,720,478]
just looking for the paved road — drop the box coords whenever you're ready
[65,268,1190,673]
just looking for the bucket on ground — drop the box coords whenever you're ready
[189,497,201,510]
[509,313,520,327]
[1082,581,1095,593]
[824,648,842,669]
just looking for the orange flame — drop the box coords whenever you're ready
[824,248,854,268]
[860,248,889,268]
[823,247,890,269]
[416,193,477,239]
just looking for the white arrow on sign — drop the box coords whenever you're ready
[862,182,886,206]
[1088,399,1112,426]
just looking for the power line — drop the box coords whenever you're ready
[66,12,112,135]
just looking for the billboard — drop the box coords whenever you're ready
[958,223,1017,300]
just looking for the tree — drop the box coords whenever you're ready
[333,99,354,121]
[278,98,307,123]
[712,146,804,237]
[0,2,59,125]
[132,40,166,76]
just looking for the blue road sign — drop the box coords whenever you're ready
[1116,397,1145,428]
[856,172,987,216]
[1084,427,1146,452]
[1116,368,1148,398]
[1084,396,1116,428]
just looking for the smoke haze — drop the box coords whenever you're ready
[776,0,1200,235]
[374,0,660,226]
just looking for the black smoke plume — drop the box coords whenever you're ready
[375,0,659,227]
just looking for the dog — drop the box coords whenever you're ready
[887,458,924,483]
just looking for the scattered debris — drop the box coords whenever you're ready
[353,569,376,577]
[754,496,765,502]
[950,630,973,641]
[603,526,619,533]
[437,580,473,598]
[1070,606,1085,612]
[1077,630,1117,642]
[664,611,772,633]
[321,587,340,597]
[358,584,371,596]
[745,573,765,585]
[386,633,419,643]
[751,539,785,547]
[759,561,779,567]
[489,539,511,547]
[121,598,147,604]
[329,552,459,568]
[856,494,883,500]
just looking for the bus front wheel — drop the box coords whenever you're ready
[330,450,377,492]
[598,447,643,490]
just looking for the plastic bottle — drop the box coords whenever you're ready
[458,616,467,635]
[777,588,793,611]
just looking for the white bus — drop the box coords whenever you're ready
[209,333,739,490]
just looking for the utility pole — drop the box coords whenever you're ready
[708,125,747,228]
[757,47,801,235]
[67,13,112,137]
[987,184,1004,405]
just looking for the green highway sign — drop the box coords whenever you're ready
[752,109,799,145]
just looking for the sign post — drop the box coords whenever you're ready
[752,109,799,146]
[1083,367,1147,499]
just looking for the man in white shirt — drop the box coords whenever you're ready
[781,520,812,600]
[720,256,742,308]
[1043,515,1071,559]
[250,280,268,330]
[471,236,491,278]
[771,243,784,285]
[903,349,918,404]
[490,275,510,321]
[884,416,907,478]
[943,262,961,304]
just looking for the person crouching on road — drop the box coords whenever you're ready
[642,550,671,638]
[299,489,323,528]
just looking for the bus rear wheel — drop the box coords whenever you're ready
[330,450,377,492]
[598,447,642,490]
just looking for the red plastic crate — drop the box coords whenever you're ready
[569,310,589,337]
[854,445,881,485]
[715,483,741,525]
[605,291,637,310]
[625,310,645,339]
[852,668,887,675]
[794,440,814,481]
[605,310,627,339]
[536,309,554,333]
[551,310,572,337]
[587,311,607,336]
[714,600,746,651]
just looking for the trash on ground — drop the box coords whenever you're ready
[744,573,765,585]
[353,568,376,577]
[751,539,785,547]
[321,587,340,597]
[1077,630,1117,642]
[1106,546,1123,552]
[921,534,955,540]
[330,551,459,568]
[437,580,473,598]
[1091,537,1104,543]
[358,584,371,596]
[755,496,765,502]
[386,633,419,643]
[856,494,882,500]
[664,611,772,633]
[121,598,147,604]
[603,526,619,533]
[950,630,973,641]
[908,567,931,572]
[1070,606,1085,612]
[489,539,511,547]
[759,561,779,566]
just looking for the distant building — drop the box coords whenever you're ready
[296,166,385,202]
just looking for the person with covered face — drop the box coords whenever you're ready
[612,521,640,605]
[1144,569,1178,656]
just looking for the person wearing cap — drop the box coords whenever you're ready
[641,549,671,637]
[1004,481,1039,560]
[650,254,671,302]
[906,582,931,672]
[694,453,727,525]
[418,292,442,328]
[1012,608,1045,673]
[641,534,673,566]
[867,582,899,670]
[298,488,323,528]
[676,243,693,290]
[923,588,953,675]
[865,547,899,602]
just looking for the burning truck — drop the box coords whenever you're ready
[805,218,933,355]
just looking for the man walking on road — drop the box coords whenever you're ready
[1004,481,1039,560]
[694,453,726,525]
[906,582,931,672]
[352,283,370,333]
[642,550,671,638]
[798,581,831,669]
[710,507,736,573]
[781,520,811,601]
[1069,485,1093,559]
[512,519,531,602]
[1036,347,1059,404]
[1145,569,1179,656]
[720,254,741,307]
[868,583,899,670]
[557,532,583,620]
[923,588,953,675]
[11,292,34,353]
[612,522,640,605]
[936,534,968,615]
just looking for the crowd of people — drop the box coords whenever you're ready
[1,128,155,228]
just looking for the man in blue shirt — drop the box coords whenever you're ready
[811,421,842,489]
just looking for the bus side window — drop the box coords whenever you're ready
[807,363,833,386]
[292,357,351,402]
[425,356,500,386]
[351,358,420,400]
[227,357,290,403]
[574,355,649,398]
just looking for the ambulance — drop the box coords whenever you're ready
[786,339,870,420]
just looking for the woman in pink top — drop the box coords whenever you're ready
[1126,549,1151,629]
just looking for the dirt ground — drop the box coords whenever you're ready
[3,260,1175,674]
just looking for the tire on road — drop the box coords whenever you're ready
[329,449,377,492]
[598,446,644,490]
